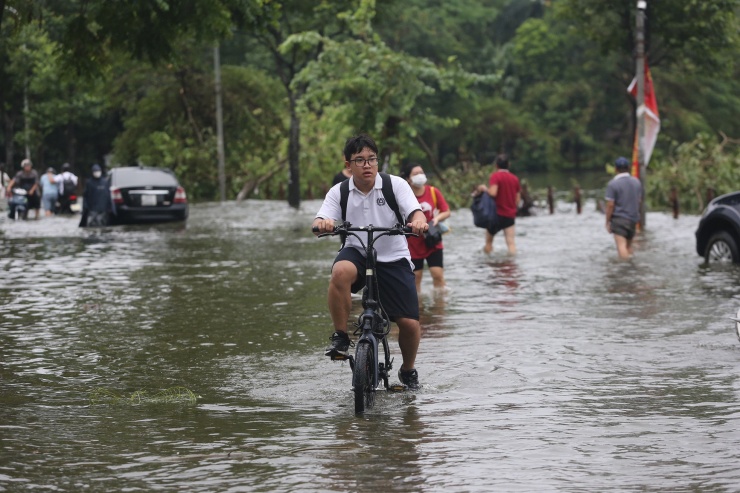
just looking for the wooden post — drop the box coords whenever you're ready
[670,187,679,219]
[547,186,554,214]
[574,186,582,214]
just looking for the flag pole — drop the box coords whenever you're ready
[214,44,226,203]
[635,0,647,228]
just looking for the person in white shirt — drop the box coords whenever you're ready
[312,134,427,390]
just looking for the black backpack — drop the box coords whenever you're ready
[339,172,404,225]
[62,176,76,197]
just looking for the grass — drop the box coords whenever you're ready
[89,386,199,405]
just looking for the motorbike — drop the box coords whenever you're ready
[8,188,29,220]
[57,191,77,214]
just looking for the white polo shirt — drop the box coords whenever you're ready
[316,173,421,264]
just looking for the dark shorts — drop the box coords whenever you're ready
[411,248,444,271]
[334,247,419,322]
[27,193,40,210]
[611,216,636,240]
[486,215,515,236]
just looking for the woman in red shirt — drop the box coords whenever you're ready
[401,163,451,294]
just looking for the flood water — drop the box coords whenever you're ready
[1,198,740,492]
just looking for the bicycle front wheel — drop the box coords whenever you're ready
[353,341,375,414]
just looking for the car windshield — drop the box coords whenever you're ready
[111,168,179,188]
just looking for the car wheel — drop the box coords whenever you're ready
[704,231,740,264]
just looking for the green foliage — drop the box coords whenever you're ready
[291,3,496,169]
[435,160,491,211]
[2,0,740,207]
[648,133,740,214]
[554,0,740,73]
[110,43,287,201]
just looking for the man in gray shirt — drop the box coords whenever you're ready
[605,156,642,259]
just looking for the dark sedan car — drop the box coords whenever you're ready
[108,166,188,225]
[695,191,740,264]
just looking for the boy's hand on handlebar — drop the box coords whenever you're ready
[407,218,428,237]
[312,218,335,235]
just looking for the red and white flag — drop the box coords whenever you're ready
[628,61,660,177]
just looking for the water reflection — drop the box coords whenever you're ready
[2,202,740,491]
[324,406,427,490]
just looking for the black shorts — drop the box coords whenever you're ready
[411,248,444,271]
[611,216,636,240]
[486,215,515,235]
[27,193,40,210]
[334,247,419,322]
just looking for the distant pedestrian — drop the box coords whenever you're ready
[80,164,109,227]
[39,167,59,216]
[0,163,10,207]
[475,154,521,255]
[332,167,352,186]
[7,159,40,219]
[605,156,642,259]
[56,163,79,214]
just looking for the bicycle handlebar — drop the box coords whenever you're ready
[312,222,414,236]
[313,222,417,250]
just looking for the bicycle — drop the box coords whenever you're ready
[315,221,416,413]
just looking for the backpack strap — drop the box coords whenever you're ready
[340,178,350,222]
[340,172,403,225]
[380,172,404,225]
[430,186,437,210]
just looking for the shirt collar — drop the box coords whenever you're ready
[347,174,383,191]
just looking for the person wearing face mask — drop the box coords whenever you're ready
[79,164,110,227]
[400,162,451,294]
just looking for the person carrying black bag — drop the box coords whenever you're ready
[474,154,520,255]
[79,164,110,227]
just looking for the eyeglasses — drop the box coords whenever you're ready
[349,156,379,167]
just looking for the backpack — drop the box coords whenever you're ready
[62,175,76,197]
[339,172,403,225]
[471,192,497,229]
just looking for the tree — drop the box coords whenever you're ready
[291,1,494,177]
[109,43,286,201]
[241,0,357,208]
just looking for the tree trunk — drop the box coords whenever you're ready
[415,135,444,182]
[287,94,300,208]
[236,159,287,201]
[4,112,15,170]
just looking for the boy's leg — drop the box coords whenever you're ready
[395,317,421,371]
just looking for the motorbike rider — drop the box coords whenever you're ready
[6,159,40,219]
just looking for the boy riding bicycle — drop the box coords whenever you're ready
[312,134,428,390]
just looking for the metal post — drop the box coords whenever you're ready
[636,0,647,228]
[214,44,226,203]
